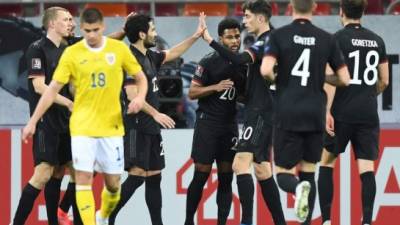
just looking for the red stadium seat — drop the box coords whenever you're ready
[234,2,279,16]
[0,4,23,16]
[391,4,400,15]
[127,3,150,15]
[314,3,332,15]
[365,0,384,14]
[285,3,331,15]
[156,3,178,16]
[85,3,127,17]
[285,4,292,16]
[183,3,228,16]
[44,3,79,16]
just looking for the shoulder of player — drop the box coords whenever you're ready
[199,51,218,65]
[106,37,126,48]
[27,38,45,51]
[361,27,385,43]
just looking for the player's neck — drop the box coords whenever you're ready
[132,42,147,55]
[256,23,270,37]
[342,18,361,26]
[46,30,63,47]
[292,11,312,22]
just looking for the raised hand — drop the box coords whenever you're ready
[193,12,207,38]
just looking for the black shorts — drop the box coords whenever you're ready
[124,129,165,171]
[236,112,272,163]
[191,119,238,164]
[324,121,379,160]
[33,129,71,166]
[274,128,323,169]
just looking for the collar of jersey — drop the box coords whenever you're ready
[293,18,311,24]
[83,36,107,52]
[345,23,362,29]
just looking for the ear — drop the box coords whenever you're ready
[257,14,264,23]
[139,31,146,40]
[339,7,343,17]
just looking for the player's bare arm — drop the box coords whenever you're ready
[324,82,336,137]
[163,12,206,63]
[127,71,148,114]
[260,55,277,82]
[377,62,389,94]
[125,84,175,129]
[189,79,233,100]
[107,12,136,40]
[325,64,350,86]
[22,80,65,142]
[31,76,73,111]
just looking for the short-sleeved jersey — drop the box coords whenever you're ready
[332,23,388,124]
[53,37,142,137]
[26,37,72,132]
[244,31,275,123]
[123,46,166,134]
[192,51,246,123]
[264,19,346,131]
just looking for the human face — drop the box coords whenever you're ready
[144,21,157,48]
[67,12,76,37]
[81,21,105,48]
[243,9,265,35]
[219,28,241,52]
[51,10,72,38]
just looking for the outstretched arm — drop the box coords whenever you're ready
[163,12,206,63]
[201,17,252,65]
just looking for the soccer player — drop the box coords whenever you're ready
[11,7,74,225]
[57,11,136,225]
[21,8,148,225]
[108,13,206,225]
[318,1,389,225]
[260,0,350,223]
[201,1,286,225]
[184,18,246,225]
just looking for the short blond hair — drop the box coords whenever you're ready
[42,6,68,30]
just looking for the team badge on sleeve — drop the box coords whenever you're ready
[32,58,42,69]
[195,65,204,77]
[105,53,116,65]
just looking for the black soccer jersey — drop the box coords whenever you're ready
[65,36,83,46]
[264,19,346,131]
[123,46,166,134]
[331,23,387,124]
[26,37,72,132]
[192,51,246,123]
[245,31,274,115]
[209,31,274,124]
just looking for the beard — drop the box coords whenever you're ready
[144,39,156,48]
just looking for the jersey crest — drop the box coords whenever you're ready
[105,53,116,65]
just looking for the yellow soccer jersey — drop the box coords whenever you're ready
[53,37,142,137]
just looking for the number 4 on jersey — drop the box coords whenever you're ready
[291,48,311,86]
